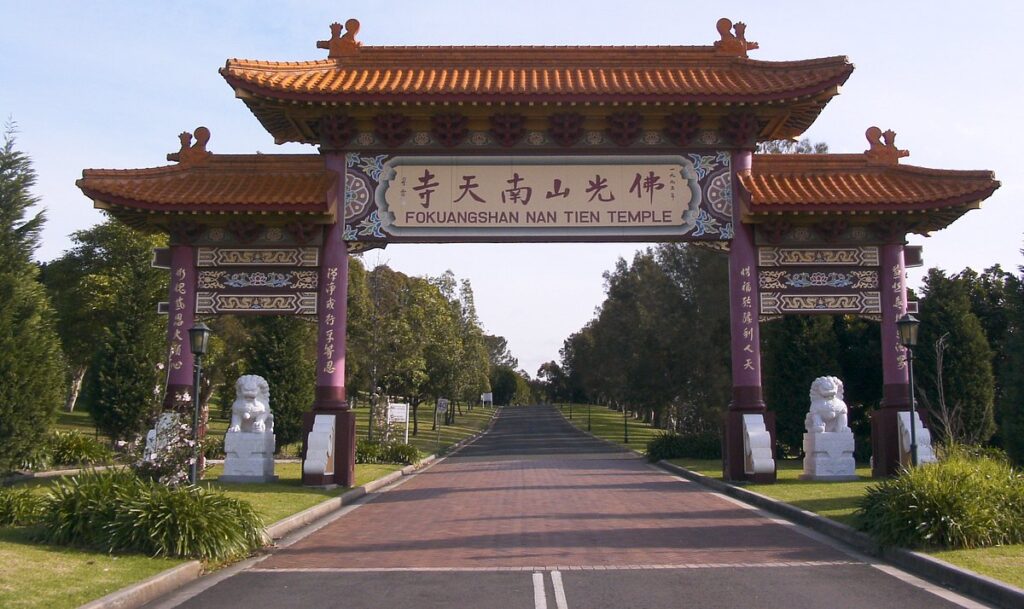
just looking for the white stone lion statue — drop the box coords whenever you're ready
[804,376,849,433]
[228,374,274,434]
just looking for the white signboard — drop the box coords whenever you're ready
[388,402,410,443]
[388,402,409,423]
[436,398,449,413]
[481,392,493,405]
[377,155,704,239]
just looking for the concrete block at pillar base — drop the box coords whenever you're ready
[801,431,857,480]
[898,411,938,467]
[724,410,776,482]
[303,415,336,478]
[301,410,356,487]
[743,413,776,475]
[220,432,277,482]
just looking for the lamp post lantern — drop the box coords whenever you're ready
[187,322,212,484]
[896,313,920,467]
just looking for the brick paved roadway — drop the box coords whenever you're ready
[155,406,986,608]
[261,406,845,570]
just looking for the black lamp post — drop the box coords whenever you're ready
[187,322,212,484]
[896,313,920,467]
[587,402,592,432]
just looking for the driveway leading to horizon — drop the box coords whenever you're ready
[147,406,989,609]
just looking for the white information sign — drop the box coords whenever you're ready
[388,402,410,443]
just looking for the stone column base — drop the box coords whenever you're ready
[301,409,355,487]
[801,430,857,480]
[221,432,277,483]
[723,410,776,483]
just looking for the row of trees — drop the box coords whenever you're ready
[0,125,532,470]
[538,242,1024,463]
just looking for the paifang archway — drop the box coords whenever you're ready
[77,17,998,485]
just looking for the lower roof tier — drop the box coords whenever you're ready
[77,151,998,238]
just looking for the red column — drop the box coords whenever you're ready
[724,150,775,482]
[302,154,355,487]
[163,244,195,413]
[871,241,910,476]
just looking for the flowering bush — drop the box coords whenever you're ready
[122,411,196,486]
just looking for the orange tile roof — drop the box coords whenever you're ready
[221,48,853,144]
[743,154,999,231]
[221,49,852,103]
[77,155,336,217]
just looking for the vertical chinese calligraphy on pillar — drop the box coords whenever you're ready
[164,245,195,412]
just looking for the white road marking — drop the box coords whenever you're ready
[550,571,569,609]
[533,571,548,609]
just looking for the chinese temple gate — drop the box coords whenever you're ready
[77,18,998,485]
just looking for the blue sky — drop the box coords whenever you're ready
[2,1,1021,376]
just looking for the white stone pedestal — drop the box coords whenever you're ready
[801,430,857,480]
[221,432,277,483]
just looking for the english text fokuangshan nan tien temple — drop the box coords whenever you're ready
[77,18,999,484]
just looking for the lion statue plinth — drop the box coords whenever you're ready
[228,374,274,434]
[804,376,849,434]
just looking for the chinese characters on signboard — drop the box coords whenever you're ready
[384,159,692,231]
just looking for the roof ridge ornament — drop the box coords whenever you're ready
[865,126,909,165]
[714,18,758,58]
[167,127,211,164]
[318,19,361,58]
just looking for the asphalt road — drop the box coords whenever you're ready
[145,406,991,609]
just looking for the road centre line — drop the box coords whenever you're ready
[550,571,569,609]
[533,572,547,609]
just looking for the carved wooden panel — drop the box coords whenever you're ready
[760,292,881,315]
[758,246,880,267]
[195,293,317,315]
[196,247,319,267]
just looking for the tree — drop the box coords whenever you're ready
[242,316,316,448]
[761,316,841,455]
[0,123,65,470]
[72,221,167,442]
[999,263,1024,463]
[915,269,996,445]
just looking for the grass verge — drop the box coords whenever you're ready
[665,458,1024,590]
[3,405,495,609]
[557,403,661,454]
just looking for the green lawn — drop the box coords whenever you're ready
[0,527,185,609]
[1,404,496,609]
[558,403,662,454]
[204,462,401,523]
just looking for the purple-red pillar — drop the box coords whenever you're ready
[163,244,196,413]
[301,154,355,487]
[871,241,910,476]
[724,150,776,482]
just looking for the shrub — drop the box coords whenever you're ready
[47,431,113,467]
[39,470,266,560]
[0,486,45,526]
[356,439,419,465]
[646,430,721,462]
[203,433,225,460]
[384,442,419,465]
[857,450,1024,549]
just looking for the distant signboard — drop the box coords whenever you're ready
[481,392,493,405]
[436,398,449,413]
[388,402,409,424]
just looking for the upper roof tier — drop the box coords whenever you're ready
[220,18,854,145]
